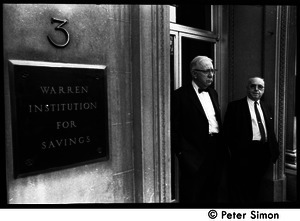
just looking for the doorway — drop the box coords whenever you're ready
[170,5,220,202]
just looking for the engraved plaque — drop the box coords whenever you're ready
[8,60,109,178]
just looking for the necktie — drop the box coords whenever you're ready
[254,101,266,142]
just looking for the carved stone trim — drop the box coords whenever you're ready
[131,5,171,203]
[151,5,171,203]
[274,6,288,180]
[228,6,235,101]
[157,5,170,202]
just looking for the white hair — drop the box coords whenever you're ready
[190,56,213,72]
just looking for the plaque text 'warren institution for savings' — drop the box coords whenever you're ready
[9,60,108,178]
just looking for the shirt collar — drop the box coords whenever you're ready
[192,81,198,92]
[247,96,260,105]
[192,81,208,93]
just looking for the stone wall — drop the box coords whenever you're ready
[3,4,134,204]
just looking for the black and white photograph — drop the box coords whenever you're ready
[1,4,298,215]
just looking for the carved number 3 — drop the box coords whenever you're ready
[47,18,70,48]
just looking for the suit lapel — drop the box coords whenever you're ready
[187,84,222,126]
[187,84,206,116]
[243,97,254,139]
[207,88,222,127]
[208,88,220,113]
[259,101,271,136]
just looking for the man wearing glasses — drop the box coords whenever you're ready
[171,56,229,203]
[224,77,279,203]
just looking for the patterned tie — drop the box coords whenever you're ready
[254,101,266,142]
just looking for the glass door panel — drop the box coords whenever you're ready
[181,36,215,87]
[170,30,217,202]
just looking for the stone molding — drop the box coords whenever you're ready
[228,6,235,102]
[274,6,288,181]
[131,5,171,203]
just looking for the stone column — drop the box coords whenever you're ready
[131,5,171,203]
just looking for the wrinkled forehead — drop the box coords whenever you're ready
[249,77,265,86]
[195,58,213,69]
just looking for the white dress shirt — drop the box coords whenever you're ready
[247,97,268,141]
[192,81,219,134]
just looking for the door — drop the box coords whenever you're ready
[170,5,221,202]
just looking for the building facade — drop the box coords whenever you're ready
[2,4,297,204]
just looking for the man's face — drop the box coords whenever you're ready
[247,78,265,101]
[192,59,214,89]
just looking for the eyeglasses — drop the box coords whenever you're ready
[193,69,217,75]
[249,84,265,90]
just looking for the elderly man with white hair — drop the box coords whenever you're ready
[171,55,229,203]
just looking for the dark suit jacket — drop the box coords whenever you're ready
[223,97,279,163]
[171,83,226,174]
